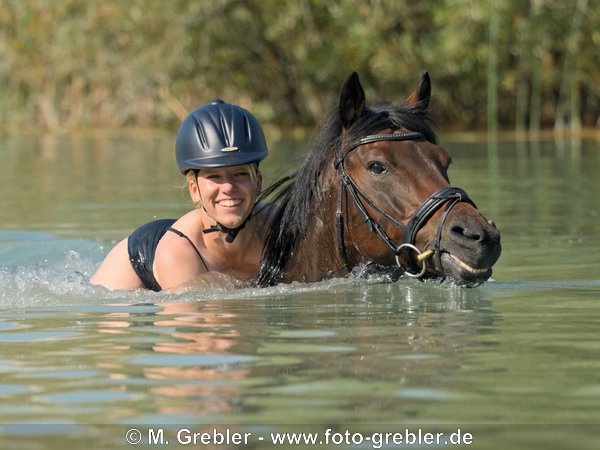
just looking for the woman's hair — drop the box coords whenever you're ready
[185,163,260,184]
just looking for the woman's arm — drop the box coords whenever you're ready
[90,239,144,290]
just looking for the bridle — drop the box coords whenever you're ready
[333,131,477,277]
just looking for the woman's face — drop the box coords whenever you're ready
[191,165,262,229]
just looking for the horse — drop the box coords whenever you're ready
[257,72,501,287]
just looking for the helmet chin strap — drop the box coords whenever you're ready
[202,211,253,243]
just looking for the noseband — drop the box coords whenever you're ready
[333,132,477,277]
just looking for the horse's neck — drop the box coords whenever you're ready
[284,217,343,283]
[283,181,347,283]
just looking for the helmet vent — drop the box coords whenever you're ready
[243,114,251,140]
[193,117,209,150]
[219,109,233,148]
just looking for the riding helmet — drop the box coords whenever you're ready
[176,99,268,173]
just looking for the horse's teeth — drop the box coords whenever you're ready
[450,254,488,274]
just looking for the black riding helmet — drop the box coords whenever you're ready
[176,99,268,173]
[176,100,268,243]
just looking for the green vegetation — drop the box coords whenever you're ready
[1,0,598,134]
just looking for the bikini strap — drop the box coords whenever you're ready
[166,227,209,272]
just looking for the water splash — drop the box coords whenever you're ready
[0,231,503,309]
[0,232,359,307]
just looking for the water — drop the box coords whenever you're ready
[1,133,599,449]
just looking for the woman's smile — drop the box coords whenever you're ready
[217,198,243,208]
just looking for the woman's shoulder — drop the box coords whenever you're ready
[153,225,208,289]
[155,223,202,261]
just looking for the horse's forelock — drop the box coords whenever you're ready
[368,102,437,144]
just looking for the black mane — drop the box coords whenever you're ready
[256,98,436,287]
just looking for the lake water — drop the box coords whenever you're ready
[0,132,599,449]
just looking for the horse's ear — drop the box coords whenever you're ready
[339,72,366,129]
[404,71,431,109]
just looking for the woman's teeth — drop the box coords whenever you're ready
[219,199,242,207]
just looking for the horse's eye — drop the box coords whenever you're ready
[368,161,387,174]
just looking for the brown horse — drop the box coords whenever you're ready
[257,72,501,287]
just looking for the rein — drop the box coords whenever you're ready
[333,132,477,277]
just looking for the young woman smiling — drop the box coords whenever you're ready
[91,100,274,292]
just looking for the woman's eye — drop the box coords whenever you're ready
[368,161,387,174]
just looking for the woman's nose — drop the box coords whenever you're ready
[220,176,237,190]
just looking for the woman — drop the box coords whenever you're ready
[91,100,272,291]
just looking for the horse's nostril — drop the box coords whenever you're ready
[452,225,465,236]
[451,225,482,242]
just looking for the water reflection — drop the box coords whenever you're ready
[233,282,499,424]
[96,301,251,418]
[59,280,499,424]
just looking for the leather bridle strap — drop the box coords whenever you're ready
[401,187,476,273]
[403,187,476,246]
[334,132,424,270]
[334,131,478,277]
[334,132,425,168]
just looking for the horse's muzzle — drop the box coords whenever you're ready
[431,214,502,285]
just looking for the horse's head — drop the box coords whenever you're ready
[336,72,501,286]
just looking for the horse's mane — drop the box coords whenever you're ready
[256,98,437,287]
